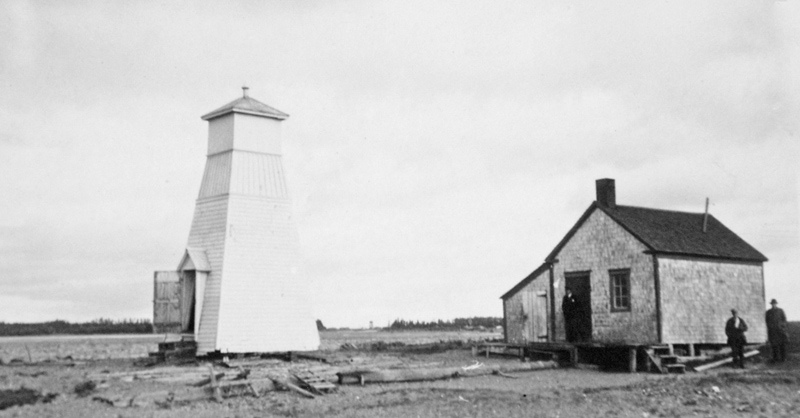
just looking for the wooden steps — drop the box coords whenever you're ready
[665,364,686,374]
[148,338,197,363]
[646,346,686,374]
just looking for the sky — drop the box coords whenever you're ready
[1,0,798,328]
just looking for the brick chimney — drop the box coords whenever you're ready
[596,178,616,208]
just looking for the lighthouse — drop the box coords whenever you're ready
[154,88,320,354]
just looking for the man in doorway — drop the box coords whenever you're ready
[766,299,788,363]
[725,309,748,368]
[562,287,579,343]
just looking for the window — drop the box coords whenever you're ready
[609,269,631,312]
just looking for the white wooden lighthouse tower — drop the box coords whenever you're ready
[154,88,320,354]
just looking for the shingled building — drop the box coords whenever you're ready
[502,179,768,351]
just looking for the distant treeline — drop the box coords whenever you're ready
[0,319,153,336]
[389,317,502,330]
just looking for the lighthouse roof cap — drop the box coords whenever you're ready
[201,94,289,121]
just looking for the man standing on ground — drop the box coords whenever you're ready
[725,309,748,368]
[766,299,788,363]
[562,287,579,343]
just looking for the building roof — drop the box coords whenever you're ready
[500,263,549,300]
[178,247,211,272]
[546,202,768,263]
[201,95,289,121]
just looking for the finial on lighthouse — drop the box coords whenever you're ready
[242,86,249,98]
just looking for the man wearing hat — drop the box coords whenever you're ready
[725,309,748,368]
[562,287,579,343]
[766,299,788,362]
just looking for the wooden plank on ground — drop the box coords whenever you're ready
[694,350,760,372]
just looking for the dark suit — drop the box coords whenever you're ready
[725,316,748,368]
[562,293,579,342]
[766,307,788,362]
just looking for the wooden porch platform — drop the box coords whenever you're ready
[475,341,694,374]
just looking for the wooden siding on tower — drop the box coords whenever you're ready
[215,195,320,352]
[232,113,282,155]
[229,152,289,198]
[198,153,232,199]
[198,152,289,200]
[551,209,658,344]
[207,113,234,155]
[186,195,229,354]
[658,256,766,344]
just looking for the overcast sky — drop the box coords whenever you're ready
[1,0,798,328]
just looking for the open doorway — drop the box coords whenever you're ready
[180,270,196,334]
[565,273,592,342]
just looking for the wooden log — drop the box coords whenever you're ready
[693,350,760,372]
[338,360,557,385]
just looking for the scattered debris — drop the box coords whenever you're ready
[293,370,337,394]
[270,377,316,399]
[462,361,484,371]
[234,368,251,380]
[192,372,226,387]
[340,343,358,351]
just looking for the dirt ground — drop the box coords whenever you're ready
[2,346,800,418]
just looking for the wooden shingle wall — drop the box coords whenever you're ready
[659,256,766,344]
[552,209,658,344]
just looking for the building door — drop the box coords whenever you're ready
[532,291,548,341]
[153,271,181,333]
[522,290,549,342]
[565,273,592,342]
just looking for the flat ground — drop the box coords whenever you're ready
[1,329,799,418]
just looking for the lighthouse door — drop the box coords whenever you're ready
[153,271,181,333]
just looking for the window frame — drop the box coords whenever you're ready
[609,268,631,312]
